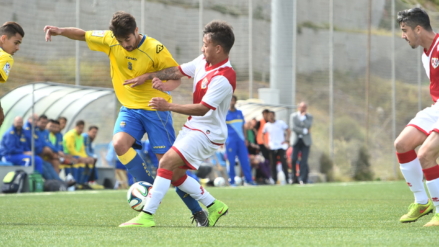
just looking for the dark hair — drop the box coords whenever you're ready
[0,22,24,38]
[397,8,432,31]
[232,95,237,101]
[38,115,48,121]
[109,11,137,38]
[49,119,60,125]
[203,21,234,54]
[76,120,85,127]
[89,125,99,131]
[262,109,270,114]
[58,116,67,122]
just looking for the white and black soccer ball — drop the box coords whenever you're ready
[213,177,226,187]
[127,181,153,211]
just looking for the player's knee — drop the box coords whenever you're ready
[394,138,412,153]
[113,138,129,155]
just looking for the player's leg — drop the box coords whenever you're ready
[225,140,238,185]
[395,125,429,222]
[141,110,205,223]
[236,140,255,185]
[299,144,310,184]
[113,107,154,184]
[277,148,289,184]
[417,131,439,226]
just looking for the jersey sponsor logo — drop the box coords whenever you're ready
[156,44,164,54]
[128,61,132,70]
[432,57,439,69]
[153,145,165,149]
[125,56,137,61]
[201,77,208,89]
[3,62,11,76]
[91,30,105,37]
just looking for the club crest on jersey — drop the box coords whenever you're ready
[128,62,132,70]
[120,121,126,128]
[3,62,10,76]
[201,78,208,89]
[432,57,439,69]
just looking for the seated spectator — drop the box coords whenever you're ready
[24,113,39,131]
[63,120,95,188]
[58,116,67,133]
[0,116,43,174]
[82,125,103,189]
[46,119,78,177]
[32,115,61,173]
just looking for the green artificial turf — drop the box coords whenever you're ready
[0,181,437,246]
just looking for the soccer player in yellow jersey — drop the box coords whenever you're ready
[0,22,24,127]
[43,11,208,226]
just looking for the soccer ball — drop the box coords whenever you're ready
[127,181,153,211]
[234,176,242,186]
[213,177,226,187]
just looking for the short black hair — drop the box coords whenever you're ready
[58,116,67,122]
[76,120,85,127]
[262,109,270,114]
[38,115,48,121]
[0,22,24,38]
[397,8,432,31]
[88,125,99,131]
[48,119,60,125]
[203,21,235,54]
[109,11,137,38]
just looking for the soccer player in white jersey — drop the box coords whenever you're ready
[120,20,235,227]
[395,7,439,226]
[0,22,24,127]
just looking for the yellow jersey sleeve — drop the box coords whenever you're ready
[85,30,114,54]
[152,42,179,71]
[0,48,14,83]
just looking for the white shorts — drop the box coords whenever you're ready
[172,127,221,170]
[408,101,439,135]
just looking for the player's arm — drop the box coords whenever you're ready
[149,97,210,116]
[44,26,86,42]
[124,66,184,88]
[151,77,181,92]
[0,102,4,127]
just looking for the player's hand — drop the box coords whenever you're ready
[124,74,148,88]
[149,97,169,111]
[0,106,4,127]
[44,25,62,42]
[151,77,165,91]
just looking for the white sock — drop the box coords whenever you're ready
[178,176,215,207]
[400,159,429,204]
[143,175,171,215]
[426,178,439,212]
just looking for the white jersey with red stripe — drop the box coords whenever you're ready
[422,33,439,102]
[178,54,236,144]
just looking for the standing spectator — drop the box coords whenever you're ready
[82,125,102,189]
[225,95,256,186]
[290,102,313,184]
[255,109,271,161]
[0,116,43,174]
[63,120,95,187]
[263,111,290,184]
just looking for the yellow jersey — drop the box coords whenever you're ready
[0,47,14,83]
[85,30,178,111]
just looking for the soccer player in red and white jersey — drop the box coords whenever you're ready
[119,20,235,227]
[396,8,439,226]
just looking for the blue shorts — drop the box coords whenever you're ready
[114,106,176,154]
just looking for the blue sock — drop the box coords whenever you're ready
[175,187,203,215]
[119,149,154,184]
